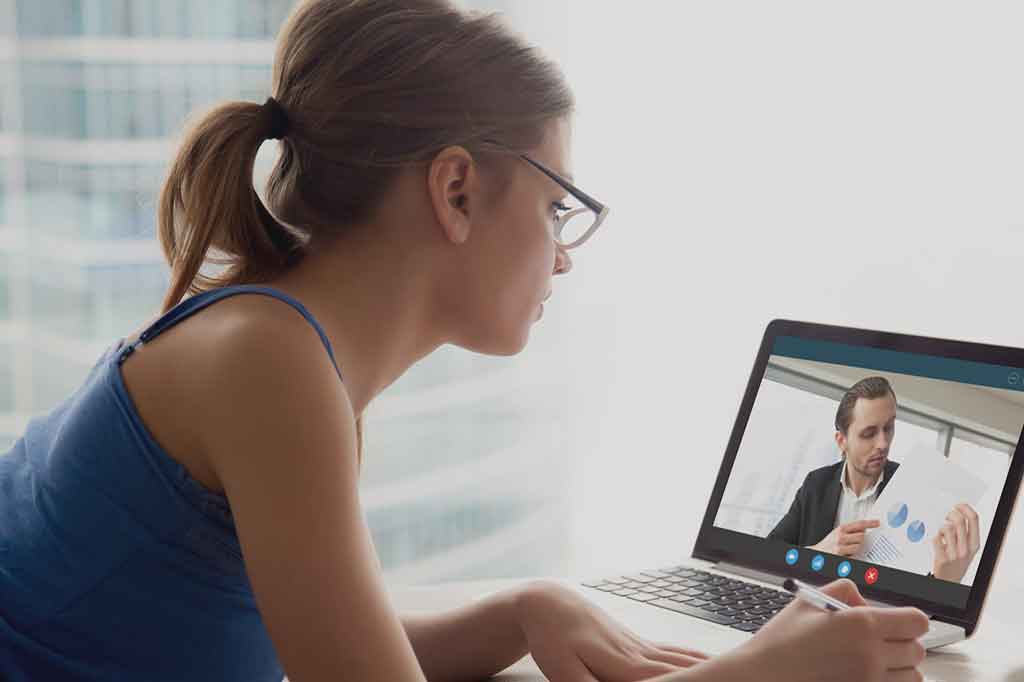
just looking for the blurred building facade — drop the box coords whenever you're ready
[0,0,572,583]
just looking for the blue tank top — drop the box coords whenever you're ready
[0,284,342,682]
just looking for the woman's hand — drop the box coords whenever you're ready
[724,579,929,682]
[515,580,709,681]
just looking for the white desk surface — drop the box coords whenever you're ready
[390,577,1024,682]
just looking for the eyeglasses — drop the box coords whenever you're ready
[480,139,610,250]
[517,154,610,250]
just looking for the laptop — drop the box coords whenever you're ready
[574,319,1024,654]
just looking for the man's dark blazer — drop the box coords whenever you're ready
[766,459,900,547]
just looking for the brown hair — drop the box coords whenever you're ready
[156,0,574,314]
[834,376,897,434]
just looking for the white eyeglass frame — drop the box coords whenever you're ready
[517,153,610,250]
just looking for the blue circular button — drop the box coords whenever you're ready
[785,548,800,565]
[811,554,825,572]
[837,560,852,578]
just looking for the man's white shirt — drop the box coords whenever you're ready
[833,459,885,528]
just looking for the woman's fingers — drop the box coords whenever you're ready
[874,607,930,640]
[643,650,704,669]
[885,669,924,682]
[581,640,678,680]
[819,578,868,606]
[883,639,927,669]
[649,643,710,660]
[642,642,709,669]
[625,657,679,677]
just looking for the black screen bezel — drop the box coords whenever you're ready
[693,319,1024,630]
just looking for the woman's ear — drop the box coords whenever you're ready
[427,146,476,245]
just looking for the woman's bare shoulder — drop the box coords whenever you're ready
[186,294,355,459]
[121,292,350,496]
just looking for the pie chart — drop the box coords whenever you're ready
[887,502,908,528]
[907,520,926,543]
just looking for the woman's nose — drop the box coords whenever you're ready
[554,245,573,275]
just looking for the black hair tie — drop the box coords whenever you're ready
[261,96,289,140]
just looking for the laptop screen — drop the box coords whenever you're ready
[702,324,1024,619]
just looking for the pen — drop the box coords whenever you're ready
[782,578,852,612]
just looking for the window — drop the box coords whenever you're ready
[0,160,6,226]
[16,0,82,36]
[25,160,164,239]
[18,1,291,39]
[28,259,167,341]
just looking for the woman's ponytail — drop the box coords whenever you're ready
[157,99,303,314]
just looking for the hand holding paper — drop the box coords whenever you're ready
[932,503,981,582]
[858,446,987,581]
[810,519,881,556]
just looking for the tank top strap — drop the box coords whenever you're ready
[117,284,343,381]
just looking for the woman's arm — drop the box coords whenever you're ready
[403,591,754,682]
[200,319,427,682]
[401,587,529,682]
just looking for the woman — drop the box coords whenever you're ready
[0,1,928,680]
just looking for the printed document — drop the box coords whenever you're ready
[858,446,987,575]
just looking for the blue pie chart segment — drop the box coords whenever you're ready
[907,520,926,543]
[887,502,908,528]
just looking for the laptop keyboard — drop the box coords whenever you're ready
[583,566,794,633]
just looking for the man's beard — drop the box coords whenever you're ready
[853,454,886,480]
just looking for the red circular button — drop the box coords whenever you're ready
[864,567,879,585]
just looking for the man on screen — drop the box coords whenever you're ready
[767,376,981,582]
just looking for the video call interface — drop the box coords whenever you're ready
[713,335,1023,609]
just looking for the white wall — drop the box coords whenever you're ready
[549,1,1024,578]
[773,356,1024,442]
